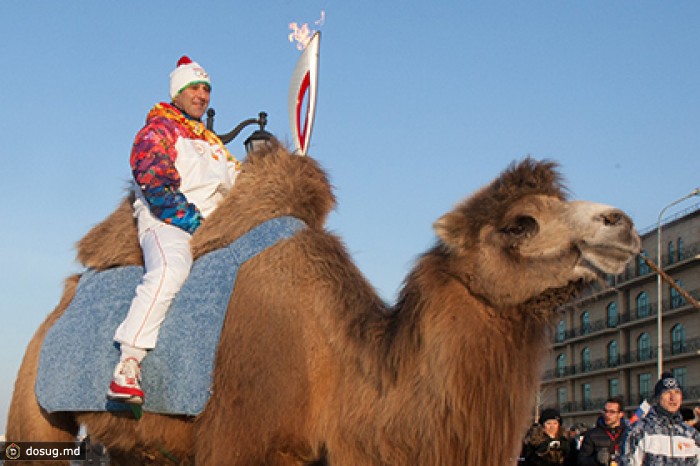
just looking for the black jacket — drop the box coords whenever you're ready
[577,417,627,465]
[523,426,573,466]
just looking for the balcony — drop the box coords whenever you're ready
[621,289,699,325]
[544,336,700,381]
[554,316,617,344]
[555,288,700,345]
[669,336,700,357]
[618,347,658,365]
[617,240,700,284]
[544,354,628,380]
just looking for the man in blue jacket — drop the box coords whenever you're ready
[621,373,700,465]
[578,397,627,465]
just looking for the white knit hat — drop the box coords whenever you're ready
[169,55,211,99]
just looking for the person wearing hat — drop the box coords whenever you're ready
[523,408,573,466]
[107,56,240,404]
[578,397,627,466]
[621,372,700,465]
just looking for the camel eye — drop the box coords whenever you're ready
[500,215,538,238]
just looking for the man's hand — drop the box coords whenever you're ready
[596,447,610,465]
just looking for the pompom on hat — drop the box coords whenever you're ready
[169,55,211,100]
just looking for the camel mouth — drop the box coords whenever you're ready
[576,243,638,278]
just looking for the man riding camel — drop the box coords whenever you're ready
[107,56,240,404]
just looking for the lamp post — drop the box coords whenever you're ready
[656,188,700,377]
[205,109,274,153]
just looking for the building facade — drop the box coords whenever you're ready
[540,203,700,427]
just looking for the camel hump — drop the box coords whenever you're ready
[191,144,335,256]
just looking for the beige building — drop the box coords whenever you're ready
[540,203,700,427]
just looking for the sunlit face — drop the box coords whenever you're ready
[172,83,211,119]
[602,402,624,428]
[543,419,560,438]
[659,389,683,413]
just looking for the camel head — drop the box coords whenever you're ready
[433,157,641,309]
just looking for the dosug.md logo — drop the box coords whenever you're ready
[5,442,21,460]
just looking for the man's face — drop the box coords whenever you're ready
[173,83,211,119]
[659,388,683,413]
[602,402,624,428]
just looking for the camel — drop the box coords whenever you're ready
[6,143,641,465]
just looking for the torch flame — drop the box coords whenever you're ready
[289,10,325,51]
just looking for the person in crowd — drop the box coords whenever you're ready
[621,372,700,465]
[681,406,700,428]
[107,55,240,404]
[578,397,627,465]
[569,423,588,452]
[564,424,585,466]
[523,408,574,465]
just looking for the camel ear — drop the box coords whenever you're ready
[434,211,469,250]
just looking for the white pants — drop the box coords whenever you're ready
[114,223,193,349]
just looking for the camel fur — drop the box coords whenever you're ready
[6,143,640,465]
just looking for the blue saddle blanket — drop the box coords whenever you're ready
[36,216,305,416]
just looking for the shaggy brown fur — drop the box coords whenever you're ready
[6,144,639,465]
[76,193,142,269]
[6,276,81,443]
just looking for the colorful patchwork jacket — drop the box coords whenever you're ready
[131,103,240,235]
[621,405,700,466]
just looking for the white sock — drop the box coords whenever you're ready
[120,344,147,363]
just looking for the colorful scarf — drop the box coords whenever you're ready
[148,102,239,166]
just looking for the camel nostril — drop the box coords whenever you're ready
[602,211,623,226]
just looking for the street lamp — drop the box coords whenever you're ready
[205,109,274,153]
[656,187,700,377]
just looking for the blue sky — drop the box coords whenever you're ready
[1,1,699,434]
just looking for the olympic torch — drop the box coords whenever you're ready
[288,31,320,156]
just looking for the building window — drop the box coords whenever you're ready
[677,237,684,261]
[637,250,650,275]
[607,302,618,327]
[671,324,686,354]
[636,292,650,318]
[670,280,686,309]
[637,333,651,361]
[557,354,567,377]
[582,383,592,410]
[556,320,566,342]
[668,240,675,265]
[581,311,591,335]
[672,367,686,388]
[558,387,568,410]
[639,373,652,402]
[609,378,619,398]
[608,340,619,367]
[581,347,591,372]
[606,274,614,287]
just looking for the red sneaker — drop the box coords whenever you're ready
[106,357,144,405]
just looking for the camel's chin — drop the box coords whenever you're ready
[576,247,634,280]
